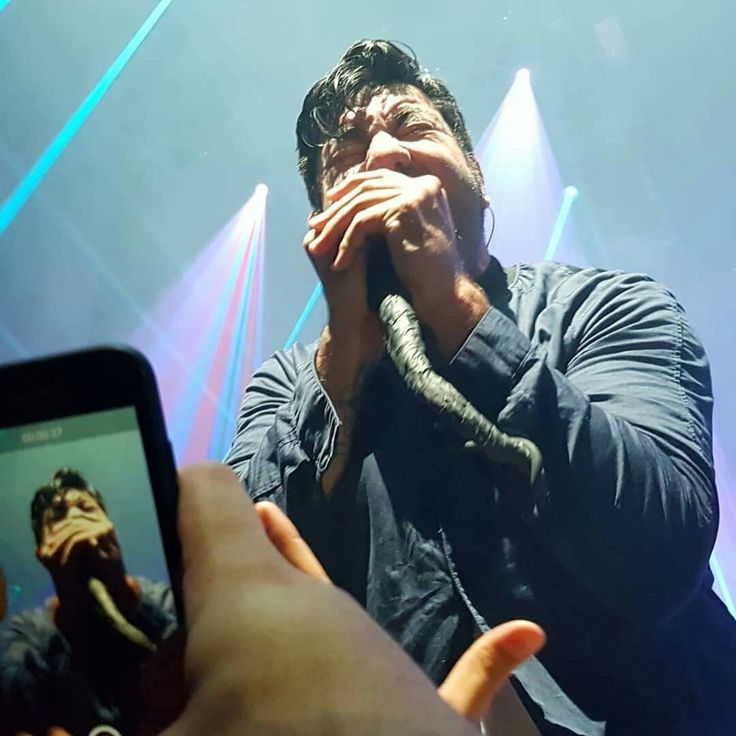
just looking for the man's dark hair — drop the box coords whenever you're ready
[30,469,106,545]
[296,39,479,209]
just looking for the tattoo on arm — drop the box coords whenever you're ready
[318,363,367,497]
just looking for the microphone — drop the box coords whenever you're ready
[365,238,542,485]
[366,238,404,313]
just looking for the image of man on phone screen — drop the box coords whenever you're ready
[0,469,176,736]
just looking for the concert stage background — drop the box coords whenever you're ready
[1,1,734,612]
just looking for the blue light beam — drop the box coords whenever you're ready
[208,227,261,460]
[712,554,736,617]
[0,0,14,14]
[0,0,174,238]
[544,185,579,262]
[283,283,323,350]
[0,324,29,357]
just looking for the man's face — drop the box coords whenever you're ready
[39,489,105,546]
[317,84,486,266]
[36,487,121,591]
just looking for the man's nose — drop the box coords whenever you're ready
[365,131,411,172]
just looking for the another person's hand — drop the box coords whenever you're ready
[145,464,542,736]
[255,500,546,725]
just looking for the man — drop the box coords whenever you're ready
[226,39,736,734]
[0,469,176,736]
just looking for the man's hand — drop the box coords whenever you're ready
[36,503,136,623]
[305,227,384,371]
[38,506,118,588]
[308,169,490,360]
[255,500,545,725]
[305,223,384,495]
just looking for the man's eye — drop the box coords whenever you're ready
[398,123,431,138]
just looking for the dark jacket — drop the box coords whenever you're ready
[226,258,736,735]
[0,578,176,735]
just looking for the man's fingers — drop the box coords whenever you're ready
[308,189,398,260]
[255,502,331,583]
[310,178,400,230]
[333,201,395,271]
[324,168,405,204]
[59,530,88,566]
[437,621,545,722]
[177,464,278,623]
[57,525,111,566]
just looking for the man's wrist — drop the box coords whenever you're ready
[315,326,369,496]
[316,325,370,403]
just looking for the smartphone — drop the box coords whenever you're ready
[0,346,182,736]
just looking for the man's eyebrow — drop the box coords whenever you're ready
[390,105,439,126]
[334,125,366,142]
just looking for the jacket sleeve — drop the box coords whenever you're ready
[446,269,717,623]
[223,342,341,548]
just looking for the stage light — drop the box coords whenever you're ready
[133,184,267,464]
[475,64,569,264]
[545,186,580,261]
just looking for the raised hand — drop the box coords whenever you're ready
[153,464,486,736]
[308,169,489,360]
[35,491,138,630]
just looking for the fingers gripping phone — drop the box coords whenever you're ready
[0,346,183,736]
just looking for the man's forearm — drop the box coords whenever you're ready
[315,325,370,496]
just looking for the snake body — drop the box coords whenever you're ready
[88,577,157,652]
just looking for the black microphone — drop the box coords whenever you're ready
[366,236,404,313]
[365,237,542,486]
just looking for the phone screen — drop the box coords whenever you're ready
[0,406,177,736]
